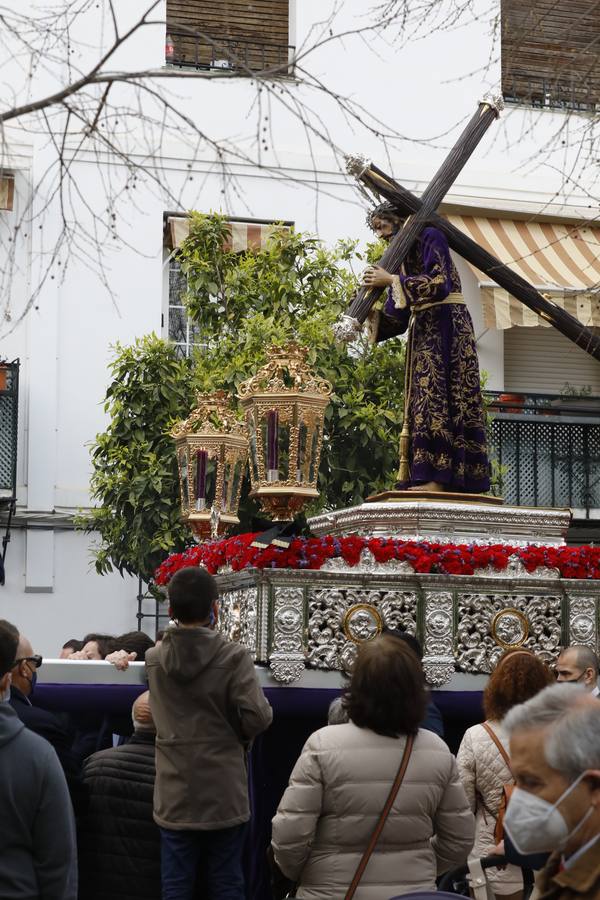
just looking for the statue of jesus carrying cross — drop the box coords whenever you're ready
[362,201,490,494]
[339,97,600,497]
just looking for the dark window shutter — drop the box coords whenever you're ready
[502,0,600,109]
[166,1,290,72]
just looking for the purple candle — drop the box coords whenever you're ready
[195,450,207,509]
[266,410,279,475]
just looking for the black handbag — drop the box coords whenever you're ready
[267,845,297,900]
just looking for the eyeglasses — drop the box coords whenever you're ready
[15,655,43,669]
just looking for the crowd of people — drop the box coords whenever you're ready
[0,569,599,899]
[59,629,160,666]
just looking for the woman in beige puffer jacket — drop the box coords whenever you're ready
[456,649,554,899]
[271,636,475,900]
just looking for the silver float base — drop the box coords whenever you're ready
[216,499,596,687]
[308,496,571,547]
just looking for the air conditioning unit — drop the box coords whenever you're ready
[212,58,232,69]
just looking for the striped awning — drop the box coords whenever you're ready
[446,214,600,328]
[167,216,289,253]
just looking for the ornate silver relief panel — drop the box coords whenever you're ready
[218,566,600,687]
[269,586,306,683]
[306,587,418,674]
[218,587,258,655]
[422,591,455,686]
[456,593,561,673]
[567,595,598,650]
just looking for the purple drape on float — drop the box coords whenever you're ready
[34,683,483,899]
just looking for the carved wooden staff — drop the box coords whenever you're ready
[351,160,600,362]
[334,98,502,341]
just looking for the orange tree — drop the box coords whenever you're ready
[83,213,406,580]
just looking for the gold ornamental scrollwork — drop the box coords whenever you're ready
[171,390,247,440]
[237,343,332,399]
[491,607,529,650]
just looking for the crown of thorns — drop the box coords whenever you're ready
[366,201,403,230]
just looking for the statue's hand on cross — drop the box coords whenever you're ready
[362,266,394,289]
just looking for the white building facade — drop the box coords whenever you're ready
[0,0,599,652]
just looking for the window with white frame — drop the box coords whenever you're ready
[166,258,202,359]
[164,215,293,358]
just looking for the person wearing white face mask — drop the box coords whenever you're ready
[503,683,600,899]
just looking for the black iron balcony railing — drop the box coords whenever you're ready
[166,30,295,76]
[0,360,19,499]
[488,391,600,517]
[0,359,19,580]
[503,73,599,112]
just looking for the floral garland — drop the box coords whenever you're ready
[154,533,600,584]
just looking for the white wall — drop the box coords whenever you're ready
[0,0,596,644]
[1,529,138,655]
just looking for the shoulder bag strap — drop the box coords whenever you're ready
[344,734,415,900]
[481,722,513,776]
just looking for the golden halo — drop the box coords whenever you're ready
[491,608,529,650]
[342,604,383,644]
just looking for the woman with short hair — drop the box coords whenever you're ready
[271,635,474,899]
[457,649,555,899]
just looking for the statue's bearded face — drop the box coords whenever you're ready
[371,214,402,243]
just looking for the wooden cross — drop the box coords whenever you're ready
[337,104,600,362]
[346,159,600,361]
[334,98,502,342]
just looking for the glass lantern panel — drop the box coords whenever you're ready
[263,409,276,478]
[296,422,308,483]
[222,460,232,511]
[178,450,190,510]
[278,421,290,481]
[247,411,260,484]
[308,424,321,483]
[205,456,217,506]
[230,459,243,511]
[193,449,209,511]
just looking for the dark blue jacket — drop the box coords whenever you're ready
[423,699,445,739]
[0,701,77,899]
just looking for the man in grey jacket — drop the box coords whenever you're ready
[146,567,273,900]
[0,619,77,900]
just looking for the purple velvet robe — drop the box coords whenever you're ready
[379,226,490,493]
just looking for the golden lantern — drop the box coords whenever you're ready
[238,343,332,520]
[172,391,248,541]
